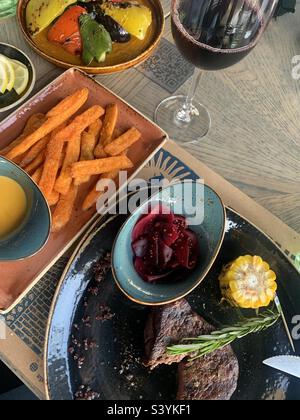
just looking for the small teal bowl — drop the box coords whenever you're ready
[0,157,51,261]
[112,181,226,306]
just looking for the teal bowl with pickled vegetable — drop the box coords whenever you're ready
[112,181,226,306]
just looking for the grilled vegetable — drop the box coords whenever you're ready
[79,14,112,65]
[77,1,131,43]
[219,255,277,309]
[102,2,152,40]
[95,13,131,43]
[26,0,77,35]
[48,6,87,55]
[76,1,100,15]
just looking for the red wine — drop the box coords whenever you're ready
[172,0,265,70]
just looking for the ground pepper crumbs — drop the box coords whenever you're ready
[96,304,115,321]
[69,251,113,396]
[75,385,100,401]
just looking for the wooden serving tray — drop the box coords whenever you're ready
[0,68,168,313]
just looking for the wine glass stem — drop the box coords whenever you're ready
[176,69,202,124]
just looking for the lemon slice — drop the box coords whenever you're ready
[0,54,15,92]
[0,61,8,94]
[10,59,29,96]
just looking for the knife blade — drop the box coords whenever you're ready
[263,356,300,379]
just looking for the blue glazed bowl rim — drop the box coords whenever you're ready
[0,156,52,261]
[111,180,226,306]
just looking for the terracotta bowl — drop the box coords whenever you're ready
[17,0,165,74]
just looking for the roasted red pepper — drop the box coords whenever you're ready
[47,5,87,55]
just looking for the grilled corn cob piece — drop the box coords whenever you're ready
[219,255,277,309]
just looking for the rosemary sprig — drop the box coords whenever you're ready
[167,310,280,361]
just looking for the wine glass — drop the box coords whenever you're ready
[155,0,279,144]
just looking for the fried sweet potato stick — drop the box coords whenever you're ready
[38,123,67,201]
[113,128,121,139]
[54,105,104,144]
[82,169,119,212]
[81,148,129,212]
[46,90,87,118]
[24,150,45,174]
[82,120,102,160]
[59,146,66,169]
[74,119,102,186]
[54,133,82,195]
[31,166,43,184]
[52,184,78,233]
[48,190,60,207]
[19,134,50,168]
[6,89,89,160]
[12,155,25,165]
[24,114,45,134]
[94,103,118,158]
[71,155,133,178]
[0,114,45,156]
[104,127,141,156]
[23,114,45,134]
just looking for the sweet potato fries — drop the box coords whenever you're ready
[0,89,142,233]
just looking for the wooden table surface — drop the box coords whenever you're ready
[0,2,299,235]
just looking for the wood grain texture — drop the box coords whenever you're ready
[0,4,299,235]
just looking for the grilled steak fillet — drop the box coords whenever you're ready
[144,299,213,369]
[177,346,239,400]
[144,299,239,400]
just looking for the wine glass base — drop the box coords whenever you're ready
[154,95,211,144]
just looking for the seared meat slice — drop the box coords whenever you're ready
[144,299,213,369]
[177,345,239,400]
[144,299,239,400]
